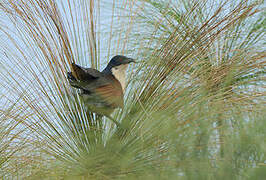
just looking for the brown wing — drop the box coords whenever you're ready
[94,77,124,108]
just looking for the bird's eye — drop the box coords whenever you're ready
[114,67,118,70]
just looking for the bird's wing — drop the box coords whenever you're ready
[71,63,102,81]
[94,76,124,108]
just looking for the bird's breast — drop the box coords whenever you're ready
[111,68,127,93]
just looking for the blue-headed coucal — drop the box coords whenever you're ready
[67,55,135,115]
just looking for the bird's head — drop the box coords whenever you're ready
[102,55,135,75]
[102,55,135,92]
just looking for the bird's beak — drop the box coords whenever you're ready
[125,57,135,64]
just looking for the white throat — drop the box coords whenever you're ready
[111,64,128,93]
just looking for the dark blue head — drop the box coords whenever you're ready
[102,55,135,74]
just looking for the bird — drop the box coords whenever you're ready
[67,55,135,115]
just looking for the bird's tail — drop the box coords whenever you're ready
[67,72,76,81]
[70,63,89,80]
[67,71,92,96]
[67,72,81,89]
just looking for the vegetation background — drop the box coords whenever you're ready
[0,0,265,179]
